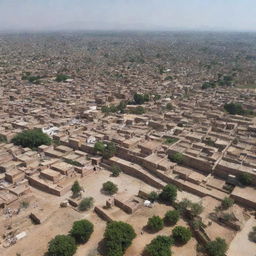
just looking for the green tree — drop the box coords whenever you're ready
[70,219,94,244]
[221,197,234,210]
[78,197,94,211]
[145,235,173,256]
[147,216,164,232]
[47,235,77,256]
[55,74,69,82]
[190,203,204,217]
[166,103,173,110]
[94,141,105,153]
[238,173,253,186]
[169,152,183,164]
[159,184,177,204]
[102,142,117,159]
[102,181,118,195]
[172,226,192,244]
[148,191,159,202]
[205,237,228,256]
[71,180,82,198]
[11,128,51,149]
[104,221,136,256]
[130,106,145,115]
[164,210,180,226]
[134,93,145,104]
[224,102,245,115]
[111,165,122,177]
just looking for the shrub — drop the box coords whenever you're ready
[164,138,178,145]
[102,181,118,195]
[71,180,82,198]
[11,128,51,149]
[164,210,180,226]
[159,184,177,204]
[94,141,105,153]
[47,235,77,256]
[111,165,121,177]
[145,235,173,256]
[78,197,94,211]
[172,226,192,244]
[70,219,94,244]
[104,221,136,256]
[205,237,228,256]
[130,106,145,115]
[147,216,164,232]
[221,197,234,210]
[64,159,83,167]
[169,152,183,164]
[20,201,29,209]
[238,173,253,186]
[94,141,117,159]
[148,191,159,202]
[166,103,173,110]
[55,74,69,82]
[0,134,7,143]
[190,203,204,217]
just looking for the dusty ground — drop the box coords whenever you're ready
[227,217,256,256]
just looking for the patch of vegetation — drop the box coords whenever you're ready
[47,235,77,256]
[147,216,164,232]
[22,72,42,84]
[94,141,117,159]
[102,181,118,195]
[159,184,177,204]
[130,106,145,115]
[166,103,173,110]
[55,74,70,82]
[101,101,127,114]
[249,226,256,243]
[64,159,83,167]
[104,221,136,256]
[172,226,192,245]
[169,152,184,164]
[111,165,122,177]
[164,210,180,226]
[0,134,7,143]
[78,197,94,211]
[164,137,178,145]
[221,197,234,210]
[238,173,253,186]
[205,237,228,256]
[71,180,82,198]
[148,191,159,202]
[69,219,94,244]
[224,102,255,116]
[11,128,51,149]
[133,93,150,105]
[20,201,29,209]
[145,235,173,256]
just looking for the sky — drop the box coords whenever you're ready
[0,0,255,32]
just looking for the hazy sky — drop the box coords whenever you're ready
[0,0,255,31]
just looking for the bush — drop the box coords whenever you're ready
[205,237,228,256]
[159,184,177,204]
[78,197,94,211]
[147,216,164,232]
[164,210,180,226]
[102,181,118,195]
[11,128,51,149]
[172,226,192,244]
[47,235,77,256]
[145,235,173,256]
[104,221,136,256]
[190,203,204,217]
[133,93,149,105]
[71,181,82,198]
[169,152,183,164]
[164,138,178,145]
[94,141,117,159]
[55,74,69,82]
[70,219,94,244]
[0,134,7,143]
[166,103,173,110]
[111,165,122,177]
[130,106,145,115]
[238,173,253,186]
[148,191,159,202]
[94,141,105,153]
[221,197,234,210]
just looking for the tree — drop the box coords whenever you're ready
[164,138,178,145]
[104,221,136,256]
[78,197,94,211]
[221,197,234,210]
[102,181,118,195]
[172,226,192,244]
[94,141,105,153]
[102,142,117,159]
[166,103,173,110]
[130,106,145,115]
[111,165,122,177]
[147,216,164,232]
[55,74,69,82]
[47,235,77,256]
[11,128,51,149]
[224,102,244,115]
[190,203,204,217]
[134,93,145,105]
[169,152,183,164]
[159,184,177,204]
[145,235,173,256]
[70,219,94,244]
[71,181,82,198]
[205,237,228,256]
[148,191,159,202]
[164,210,180,226]
[238,173,253,186]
